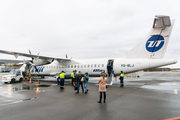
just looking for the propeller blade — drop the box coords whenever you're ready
[28,49,34,62]
[34,66,39,73]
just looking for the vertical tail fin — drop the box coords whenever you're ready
[120,15,174,59]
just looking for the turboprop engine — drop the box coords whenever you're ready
[31,58,54,66]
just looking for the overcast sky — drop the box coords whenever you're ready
[0,0,180,60]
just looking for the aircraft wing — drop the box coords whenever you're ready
[0,59,23,64]
[0,50,78,65]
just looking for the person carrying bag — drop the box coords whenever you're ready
[84,72,89,94]
[76,71,84,93]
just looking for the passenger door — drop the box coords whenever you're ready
[107,59,114,85]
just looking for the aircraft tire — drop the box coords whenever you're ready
[10,79,15,83]
[19,78,23,82]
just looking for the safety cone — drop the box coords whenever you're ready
[29,77,31,83]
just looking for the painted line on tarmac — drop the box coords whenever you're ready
[0,97,38,106]
[0,100,23,106]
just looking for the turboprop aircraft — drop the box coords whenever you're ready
[0,15,177,84]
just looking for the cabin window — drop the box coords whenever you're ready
[98,64,100,67]
[77,65,79,68]
[84,65,86,68]
[102,64,104,67]
[87,64,90,68]
[81,65,83,68]
[59,66,61,68]
[71,65,73,68]
[74,65,76,68]
[62,66,64,68]
[68,65,70,68]
[91,64,93,67]
[65,65,67,68]
[51,66,53,68]
[94,64,96,67]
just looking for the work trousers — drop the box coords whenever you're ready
[71,78,75,86]
[60,78,64,89]
[120,77,124,86]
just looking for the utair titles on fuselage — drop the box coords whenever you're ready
[0,15,177,85]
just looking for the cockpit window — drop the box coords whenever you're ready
[16,71,21,75]
[9,70,20,75]
[9,70,16,75]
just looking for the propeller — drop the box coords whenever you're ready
[29,49,34,63]
[29,49,39,73]
[66,54,72,62]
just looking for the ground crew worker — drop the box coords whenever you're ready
[119,71,124,87]
[59,71,66,89]
[71,70,76,86]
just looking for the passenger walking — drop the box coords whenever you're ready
[59,71,66,89]
[109,60,113,68]
[107,64,112,77]
[76,71,84,93]
[119,71,124,87]
[84,72,89,94]
[97,73,107,103]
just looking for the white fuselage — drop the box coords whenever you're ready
[30,58,177,78]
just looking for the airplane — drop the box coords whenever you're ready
[0,15,177,84]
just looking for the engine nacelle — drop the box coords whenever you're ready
[32,59,54,66]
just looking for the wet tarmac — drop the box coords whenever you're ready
[0,72,180,120]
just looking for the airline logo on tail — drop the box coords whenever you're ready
[146,35,164,52]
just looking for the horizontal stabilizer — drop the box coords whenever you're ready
[153,15,171,29]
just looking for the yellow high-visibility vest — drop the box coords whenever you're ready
[120,73,124,77]
[71,72,75,78]
[60,73,65,79]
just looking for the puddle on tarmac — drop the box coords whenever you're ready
[11,84,51,93]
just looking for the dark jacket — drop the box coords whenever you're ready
[76,74,84,82]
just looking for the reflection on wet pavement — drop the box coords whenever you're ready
[0,83,51,97]
[0,83,50,106]
[11,84,51,92]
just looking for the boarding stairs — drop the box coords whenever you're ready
[107,72,114,85]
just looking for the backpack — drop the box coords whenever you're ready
[86,75,89,81]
